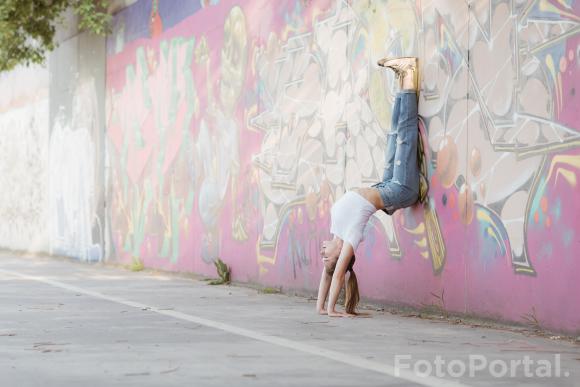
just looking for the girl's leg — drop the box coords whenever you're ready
[381,94,402,183]
[374,90,420,213]
[390,90,419,192]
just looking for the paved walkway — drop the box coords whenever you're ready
[1,253,578,386]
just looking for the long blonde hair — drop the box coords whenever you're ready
[344,256,360,314]
[326,255,360,314]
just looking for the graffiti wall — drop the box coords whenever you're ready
[105,0,579,333]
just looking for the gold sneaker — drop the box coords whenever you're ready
[377,56,419,94]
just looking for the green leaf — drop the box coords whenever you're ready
[0,0,111,72]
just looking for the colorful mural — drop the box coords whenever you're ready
[105,0,580,333]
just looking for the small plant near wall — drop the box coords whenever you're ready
[521,306,541,331]
[0,0,111,72]
[207,258,231,285]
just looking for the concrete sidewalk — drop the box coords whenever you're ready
[0,253,578,387]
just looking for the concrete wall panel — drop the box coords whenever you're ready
[0,65,50,252]
[48,24,107,262]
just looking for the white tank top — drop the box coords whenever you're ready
[330,191,377,250]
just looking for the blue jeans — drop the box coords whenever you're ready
[372,90,420,215]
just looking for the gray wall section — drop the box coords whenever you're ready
[0,65,49,252]
[48,26,107,262]
[0,11,108,261]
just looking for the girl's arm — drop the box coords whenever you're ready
[316,269,332,314]
[326,242,355,317]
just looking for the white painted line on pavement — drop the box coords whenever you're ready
[0,267,472,387]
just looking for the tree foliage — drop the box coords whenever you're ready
[0,0,111,72]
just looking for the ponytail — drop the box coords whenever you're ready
[344,256,360,314]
